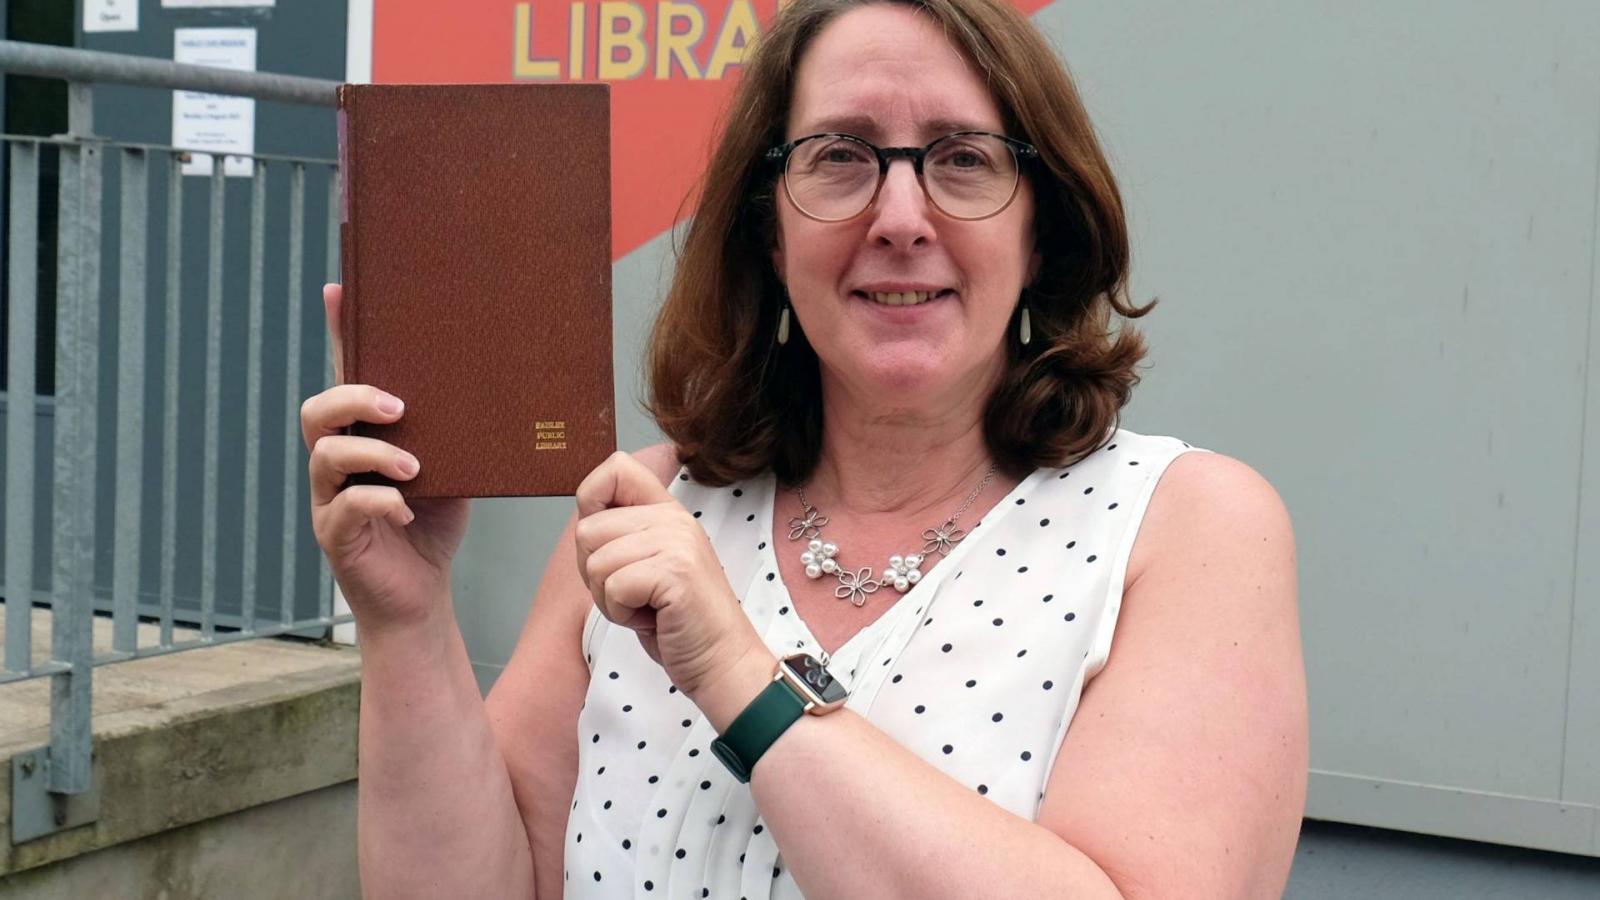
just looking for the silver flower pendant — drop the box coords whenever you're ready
[788,509,830,541]
[920,520,967,557]
[834,567,881,607]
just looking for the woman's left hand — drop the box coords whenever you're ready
[574,452,767,699]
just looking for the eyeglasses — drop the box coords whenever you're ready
[766,131,1039,223]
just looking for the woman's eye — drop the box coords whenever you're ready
[820,147,868,164]
[935,146,990,169]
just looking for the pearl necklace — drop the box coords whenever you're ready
[788,465,997,607]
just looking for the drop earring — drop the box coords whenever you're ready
[778,304,791,346]
[1019,305,1032,346]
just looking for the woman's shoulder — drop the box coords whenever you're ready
[1020,427,1210,491]
[1121,432,1292,592]
[1093,427,1207,467]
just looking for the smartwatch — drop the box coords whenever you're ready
[711,652,848,783]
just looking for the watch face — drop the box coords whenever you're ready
[784,654,848,705]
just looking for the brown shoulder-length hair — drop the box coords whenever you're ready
[645,0,1153,487]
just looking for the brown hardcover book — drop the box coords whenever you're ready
[337,83,615,498]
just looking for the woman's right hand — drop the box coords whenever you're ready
[301,283,471,631]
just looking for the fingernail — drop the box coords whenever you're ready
[397,453,420,477]
[377,393,404,416]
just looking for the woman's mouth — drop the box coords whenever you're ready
[853,289,957,307]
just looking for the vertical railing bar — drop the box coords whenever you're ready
[321,165,338,625]
[200,155,224,640]
[242,158,265,632]
[281,162,305,628]
[112,147,147,654]
[5,140,40,674]
[49,136,99,795]
[158,151,183,647]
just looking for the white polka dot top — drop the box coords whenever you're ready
[564,428,1206,898]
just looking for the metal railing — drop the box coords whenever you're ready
[0,40,349,842]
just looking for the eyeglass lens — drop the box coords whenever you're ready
[784,134,1021,221]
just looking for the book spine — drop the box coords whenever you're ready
[336,85,358,388]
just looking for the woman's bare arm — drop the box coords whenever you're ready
[485,442,683,900]
[357,605,536,898]
[1037,452,1308,898]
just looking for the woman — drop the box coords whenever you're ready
[301,0,1308,896]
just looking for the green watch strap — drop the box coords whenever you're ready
[711,678,807,784]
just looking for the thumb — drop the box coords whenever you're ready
[576,451,673,518]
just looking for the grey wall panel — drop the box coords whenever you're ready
[1031,0,1599,844]
[1568,135,1600,819]
[453,497,570,670]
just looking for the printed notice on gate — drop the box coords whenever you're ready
[84,0,138,32]
[172,28,257,177]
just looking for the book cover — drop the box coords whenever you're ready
[337,83,615,498]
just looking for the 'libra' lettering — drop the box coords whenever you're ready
[514,1,764,81]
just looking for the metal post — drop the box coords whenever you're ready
[47,140,100,800]
[66,82,93,139]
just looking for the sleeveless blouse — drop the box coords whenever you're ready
[563,428,1206,898]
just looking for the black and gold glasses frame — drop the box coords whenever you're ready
[764,131,1043,222]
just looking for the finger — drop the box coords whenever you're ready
[572,503,677,575]
[581,528,658,595]
[324,283,345,385]
[309,434,420,506]
[313,483,414,553]
[576,451,674,519]
[300,383,406,450]
[596,558,664,631]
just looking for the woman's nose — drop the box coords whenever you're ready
[866,158,936,249]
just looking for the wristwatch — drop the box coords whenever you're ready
[711,652,848,783]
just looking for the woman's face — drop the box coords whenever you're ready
[772,3,1040,406]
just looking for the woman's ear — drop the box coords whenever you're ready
[1027,250,1042,286]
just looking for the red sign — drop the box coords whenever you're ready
[373,0,1053,260]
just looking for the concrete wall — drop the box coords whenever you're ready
[1,782,358,900]
[0,624,359,900]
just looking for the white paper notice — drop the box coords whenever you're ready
[172,28,257,177]
[163,1,274,7]
[85,0,139,32]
